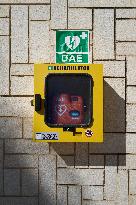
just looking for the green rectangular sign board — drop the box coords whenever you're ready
[56,30,89,64]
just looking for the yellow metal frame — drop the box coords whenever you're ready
[33,64,103,142]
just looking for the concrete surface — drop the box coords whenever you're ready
[0,0,136,205]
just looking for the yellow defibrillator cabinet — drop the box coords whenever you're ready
[32,64,103,143]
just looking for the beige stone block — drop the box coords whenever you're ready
[104,156,117,200]
[0,197,38,205]
[39,155,56,205]
[57,169,104,185]
[4,169,20,195]
[127,86,136,103]
[22,169,38,196]
[119,154,136,169]
[116,9,136,18]
[0,117,22,138]
[116,42,136,56]
[89,155,104,168]
[68,186,81,205]
[104,78,125,132]
[89,133,126,154]
[11,64,33,75]
[68,8,92,29]
[29,5,50,20]
[82,186,103,200]
[83,200,115,205]
[57,155,74,168]
[23,117,33,139]
[5,139,49,154]
[127,56,136,85]
[0,18,9,35]
[126,133,136,154]
[127,105,136,132]
[129,196,136,205]
[130,170,136,195]
[94,60,125,77]
[57,185,67,205]
[50,143,74,155]
[116,170,128,205]
[11,6,28,63]
[75,143,88,168]
[69,0,136,7]
[116,20,136,41]
[94,9,114,60]
[0,0,49,2]
[11,76,34,95]
[0,36,9,95]
[0,97,33,117]
[51,0,67,29]
[0,5,9,17]
[4,154,38,168]
[29,21,50,63]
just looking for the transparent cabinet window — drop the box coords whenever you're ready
[45,74,93,127]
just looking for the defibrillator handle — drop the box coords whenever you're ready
[35,94,41,111]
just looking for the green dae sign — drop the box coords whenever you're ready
[56,30,89,63]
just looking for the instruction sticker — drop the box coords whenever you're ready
[35,132,59,140]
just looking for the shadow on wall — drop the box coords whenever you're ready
[0,80,126,205]
[50,80,126,166]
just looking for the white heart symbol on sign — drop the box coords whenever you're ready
[55,105,67,116]
[65,36,80,50]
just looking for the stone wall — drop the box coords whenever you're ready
[0,1,136,204]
